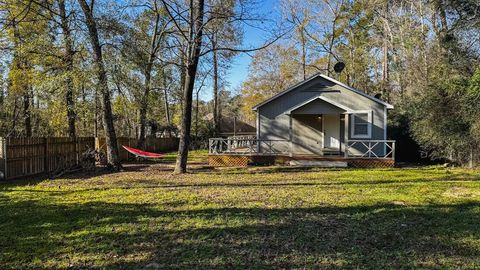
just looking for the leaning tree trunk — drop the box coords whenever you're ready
[78,0,121,170]
[162,71,171,126]
[59,0,76,137]
[174,0,205,174]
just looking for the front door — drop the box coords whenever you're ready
[323,114,340,149]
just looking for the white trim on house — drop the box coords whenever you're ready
[383,107,387,140]
[284,95,355,114]
[383,106,387,154]
[252,73,394,111]
[321,114,325,149]
[350,110,373,139]
[256,110,260,152]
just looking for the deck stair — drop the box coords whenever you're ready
[322,147,341,156]
[289,160,348,167]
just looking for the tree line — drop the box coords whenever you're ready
[0,0,279,173]
[241,0,480,166]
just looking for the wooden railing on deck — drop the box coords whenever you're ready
[209,137,396,160]
[209,138,289,155]
[345,140,395,160]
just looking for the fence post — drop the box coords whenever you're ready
[392,142,396,161]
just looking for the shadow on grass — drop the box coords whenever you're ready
[0,195,479,269]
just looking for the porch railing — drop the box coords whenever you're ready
[209,138,289,155]
[209,138,395,160]
[345,140,395,160]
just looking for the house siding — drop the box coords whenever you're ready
[257,76,387,155]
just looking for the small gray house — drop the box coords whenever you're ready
[209,73,396,167]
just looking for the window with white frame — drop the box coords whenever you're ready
[351,111,372,138]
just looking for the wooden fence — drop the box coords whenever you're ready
[0,137,179,180]
[95,137,179,161]
[0,137,95,180]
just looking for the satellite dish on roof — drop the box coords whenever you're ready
[333,62,345,73]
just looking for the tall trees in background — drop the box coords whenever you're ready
[2,0,49,137]
[407,0,480,165]
[2,0,477,167]
[58,0,77,137]
[206,0,241,133]
[242,0,480,165]
[160,0,277,173]
[128,0,172,148]
[0,0,266,172]
[78,0,121,170]
[163,0,205,173]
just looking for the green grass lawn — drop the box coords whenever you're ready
[1,165,480,269]
[161,149,208,162]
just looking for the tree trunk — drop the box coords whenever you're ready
[327,17,337,76]
[163,74,171,126]
[0,85,4,105]
[195,90,199,138]
[94,90,99,137]
[82,83,87,132]
[59,0,76,137]
[174,0,205,174]
[137,71,150,148]
[23,92,32,137]
[10,97,18,137]
[79,0,121,170]
[300,26,306,80]
[212,33,219,134]
[12,20,32,137]
[138,11,160,148]
[382,36,389,101]
[438,1,448,35]
[179,57,186,111]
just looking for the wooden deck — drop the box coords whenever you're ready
[208,138,395,168]
[208,154,395,168]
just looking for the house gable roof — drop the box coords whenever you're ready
[285,95,355,114]
[252,73,394,111]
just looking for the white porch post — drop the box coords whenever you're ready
[383,106,387,156]
[344,113,349,158]
[256,110,260,153]
[289,114,293,157]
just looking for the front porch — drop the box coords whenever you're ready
[208,137,396,167]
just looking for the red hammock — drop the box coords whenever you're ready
[122,145,163,159]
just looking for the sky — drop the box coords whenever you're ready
[210,0,281,99]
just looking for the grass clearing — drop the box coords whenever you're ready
[0,164,479,269]
[162,150,208,162]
